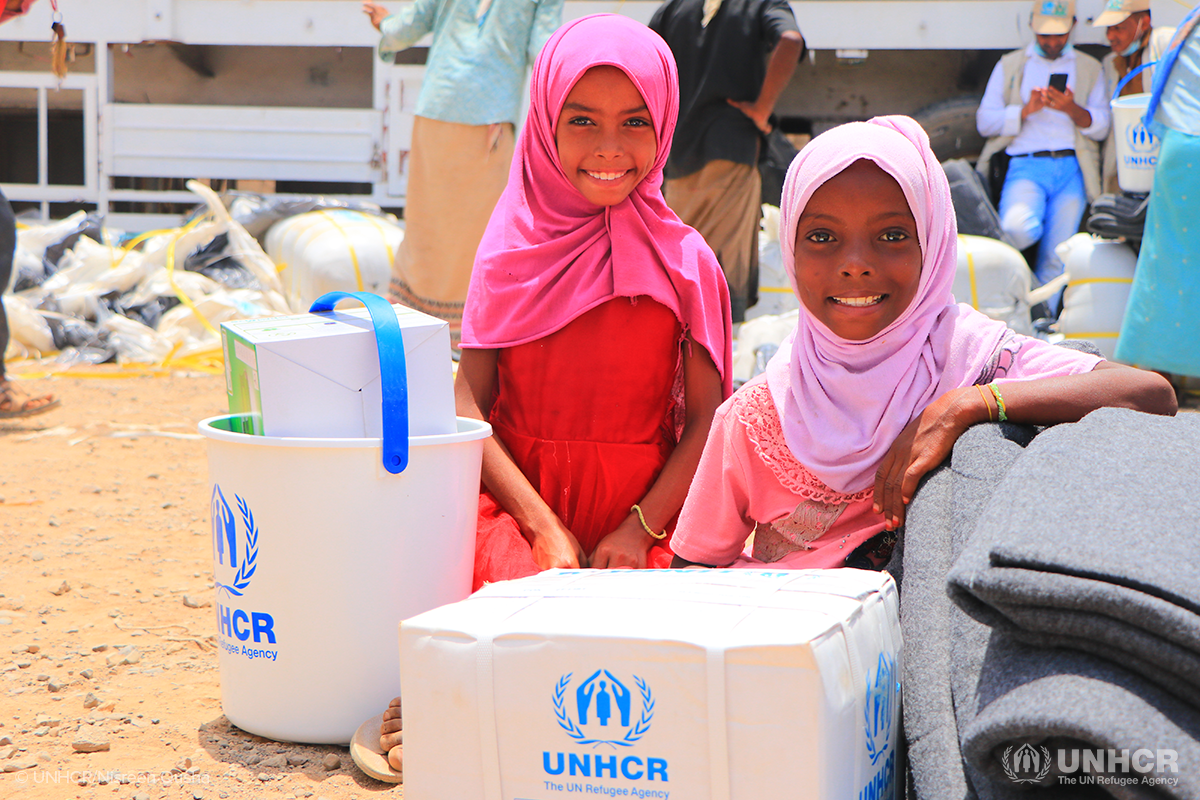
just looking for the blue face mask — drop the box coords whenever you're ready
[1034,41,1073,59]
[1119,21,1146,57]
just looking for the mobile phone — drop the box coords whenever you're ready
[1048,73,1068,92]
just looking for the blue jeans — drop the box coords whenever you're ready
[998,155,1087,308]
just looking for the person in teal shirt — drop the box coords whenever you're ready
[1114,3,1200,395]
[363,0,562,346]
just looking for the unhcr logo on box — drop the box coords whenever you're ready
[542,669,669,789]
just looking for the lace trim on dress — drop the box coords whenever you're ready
[734,382,874,505]
[753,499,851,562]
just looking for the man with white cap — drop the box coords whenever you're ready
[1096,0,1176,192]
[976,0,1110,316]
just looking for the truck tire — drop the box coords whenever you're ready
[913,95,986,163]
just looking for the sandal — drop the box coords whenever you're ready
[0,381,61,420]
[350,712,403,783]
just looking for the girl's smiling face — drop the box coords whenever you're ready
[793,159,922,341]
[555,65,658,207]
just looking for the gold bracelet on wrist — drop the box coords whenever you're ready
[630,504,667,540]
[976,384,993,423]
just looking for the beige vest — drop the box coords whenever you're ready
[976,47,1104,202]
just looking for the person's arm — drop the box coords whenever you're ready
[527,0,564,66]
[873,361,1177,530]
[977,60,1025,137]
[727,30,805,135]
[455,348,587,569]
[1079,64,1113,139]
[373,0,437,63]
[589,339,724,569]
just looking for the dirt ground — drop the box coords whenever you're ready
[1,369,400,800]
[2,364,1195,800]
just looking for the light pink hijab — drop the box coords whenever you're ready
[765,116,1013,493]
[459,13,732,396]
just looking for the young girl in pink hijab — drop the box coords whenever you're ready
[669,116,1175,570]
[457,14,732,587]
[368,14,732,777]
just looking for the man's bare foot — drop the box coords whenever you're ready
[379,696,402,770]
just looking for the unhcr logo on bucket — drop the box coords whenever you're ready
[1001,744,1180,787]
[542,669,669,795]
[211,485,278,662]
[1123,119,1159,169]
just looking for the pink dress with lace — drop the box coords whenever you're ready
[670,379,884,569]
[672,328,1104,568]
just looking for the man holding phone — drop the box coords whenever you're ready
[976,0,1110,317]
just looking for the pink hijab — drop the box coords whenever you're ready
[765,116,1013,494]
[459,13,732,396]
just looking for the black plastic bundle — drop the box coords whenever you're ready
[1085,192,1149,241]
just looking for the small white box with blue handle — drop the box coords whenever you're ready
[221,295,454,439]
[399,568,902,800]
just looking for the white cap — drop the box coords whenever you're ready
[1092,0,1150,28]
[1031,0,1076,35]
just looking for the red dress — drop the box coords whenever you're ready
[472,297,682,590]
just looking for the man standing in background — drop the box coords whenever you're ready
[1095,0,1175,193]
[363,0,561,346]
[976,0,1109,317]
[650,0,804,323]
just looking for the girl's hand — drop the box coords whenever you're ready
[528,522,588,570]
[873,387,984,530]
[590,517,655,570]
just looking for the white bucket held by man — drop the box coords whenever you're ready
[399,568,903,799]
[1110,63,1162,194]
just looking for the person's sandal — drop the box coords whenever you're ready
[350,712,403,783]
[0,382,60,419]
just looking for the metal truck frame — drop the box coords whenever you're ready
[1,0,1187,229]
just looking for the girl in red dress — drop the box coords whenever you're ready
[457,13,733,589]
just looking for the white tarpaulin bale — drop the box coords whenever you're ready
[1056,233,1136,360]
[953,235,1033,335]
[732,309,798,385]
[746,205,800,321]
[400,568,903,800]
[265,210,402,311]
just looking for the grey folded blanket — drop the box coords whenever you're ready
[902,421,1038,800]
[902,409,1200,799]
[947,408,1200,707]
[961,634,1200,800]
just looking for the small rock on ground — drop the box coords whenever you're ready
[72,737,111,753]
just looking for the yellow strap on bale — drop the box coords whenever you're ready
[315,210,365,292]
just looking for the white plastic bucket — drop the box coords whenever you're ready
[1111,93,1160,194]
[199,413,491,744]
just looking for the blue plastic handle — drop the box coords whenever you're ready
[309,291,408,474]
[1113,60,1158,102]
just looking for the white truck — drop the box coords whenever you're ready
[0,0,1189,229]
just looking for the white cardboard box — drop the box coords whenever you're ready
[221,303,455,439]
[399,569,902,800]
